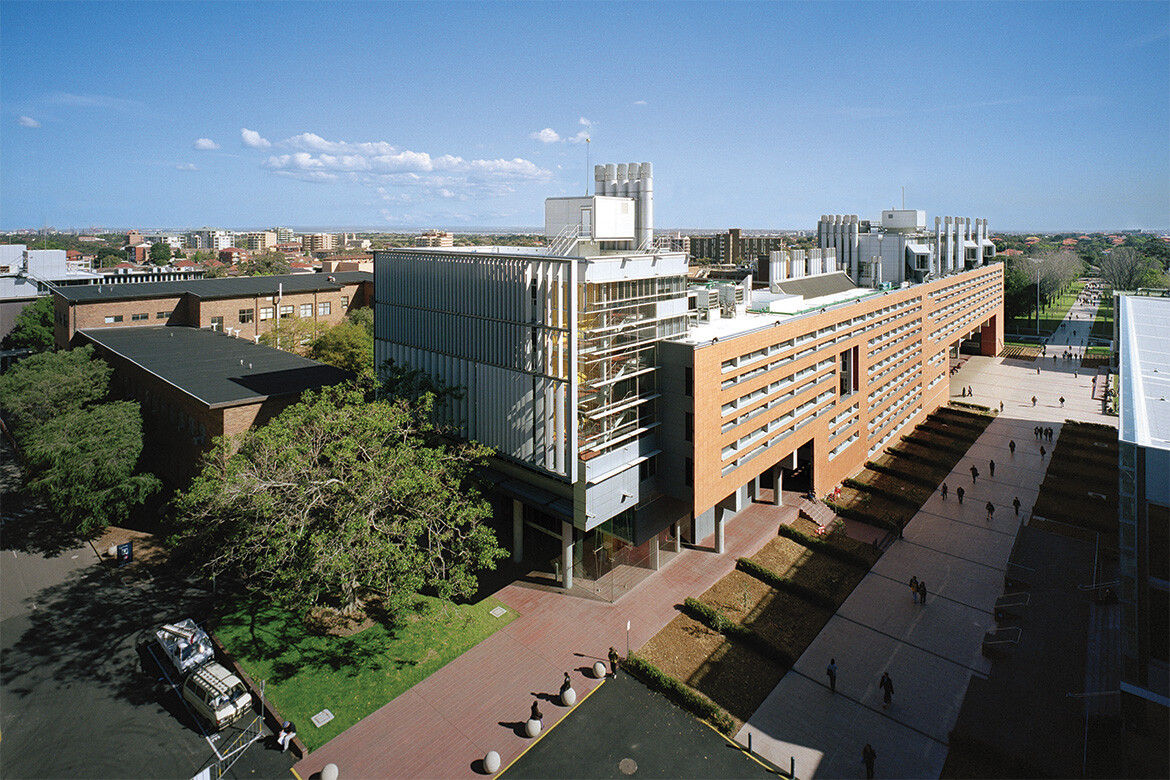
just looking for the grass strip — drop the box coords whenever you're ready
[681,597,793,667]
[843,476,927,509]
[775,522,874,569]
[824,498,905,532]
[623,652,737,736]
[735,558,839,612]
[864,460,939,488]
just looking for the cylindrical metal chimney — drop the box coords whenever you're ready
[637,162,653,249]
[594,165,605,197]
[615,163,628,198]
[604,163,616,196]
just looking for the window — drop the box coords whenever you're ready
[210,316,224,331]
[318,301,330,316]
[279,305,293,319]
[685,457,694,487]
[341,295,349,309]
[156,311,168,319]
[300,303,313,317]
[104,315,123,324]
[131,313,148,321]
[639,455,657,481]
[685,412,694,443]
[685,366,693,397]
[260,307,274,321]
[239,308,254,323]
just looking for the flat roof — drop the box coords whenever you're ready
[53,271,372,304]
[1118,294,1170,449]
[77,326,352,408]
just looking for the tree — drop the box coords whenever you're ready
[310,309,374,374]
[0,345,159,536]
[173,381,504,618]
[3,296,55,352]
[1098,247,1160,291]
[149,242,172,265]
[241,250,291,276]
[97,247,128,267]
[259,315,322,355]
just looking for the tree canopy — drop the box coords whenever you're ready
[149,242,172,265]
[241,250,291,276]
[309,308,373,375]
[2,296,55,352]
[172,381,504,619]
[1098,246,1161,291]
[0,345,159,536]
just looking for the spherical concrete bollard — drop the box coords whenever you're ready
[561,687,577,706]
[108,544,119,558]
[483,751,501,774]
[321,763,339,780]
[593,661,607,678]
[525,718,541,737]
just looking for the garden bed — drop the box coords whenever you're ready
[698,571,834,662]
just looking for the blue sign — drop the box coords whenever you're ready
[117,541,133,567]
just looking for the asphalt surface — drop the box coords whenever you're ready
[502,672,782,779]
[1,436,294,780]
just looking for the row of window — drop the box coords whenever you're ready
[105,311,169,324]
[867,402,922,457]
[100,298,347,329]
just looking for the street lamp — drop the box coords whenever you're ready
[1029,259,1042,336]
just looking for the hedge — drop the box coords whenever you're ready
[948,401,993,414]
[622,653,737,735]
[735,558,839,612]
[823,499,904,532]
[681,597,793,667]
[775,522,875,569]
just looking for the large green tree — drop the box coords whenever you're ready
[1098,247,1160,291]
[309,308,374,374]
[173,381,504,618]
[0,345,111,430]
[149,242,172,265]
[241,250,291,276]
[3,296,55,352]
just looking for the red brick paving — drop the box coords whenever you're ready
[294,500,791,779]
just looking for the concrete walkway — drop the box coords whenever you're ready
[737,297,1116,779]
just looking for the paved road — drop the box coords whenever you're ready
[0,437,294,780]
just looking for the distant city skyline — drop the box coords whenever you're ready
[2,1,1167,233]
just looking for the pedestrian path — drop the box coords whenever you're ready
[737,300,1115,778]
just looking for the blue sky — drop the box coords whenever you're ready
[2,1,1167,232]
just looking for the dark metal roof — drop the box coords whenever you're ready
[771,271,857,299]
[77,326,352,408]
[54,271,372,304]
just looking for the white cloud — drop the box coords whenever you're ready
[633,100,648,106]
[579,117,592,126]
[176,163,198,171]
[241,128,271,148]
[531,128,561,143]
[17,116,41,128]
[532,121,590,144]
[193,137,220,150]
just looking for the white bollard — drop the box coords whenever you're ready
[592,661,607,678]
[483,751,500,774]
[561,687,577,706]
[525,718,541,737]
[321,763,339,780]
[108,544,118,558]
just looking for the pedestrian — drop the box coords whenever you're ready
[1040,445,1046,459]
[531,699,544,723]
[970,464,979,483]
[879,672,894,708]
[1047,426,1053,442]
[1074,370,1078,378]
[986,501,995,522]
[918,580,927,605]
[1009,440,1016,456]
[560,671,572,696]
[608,646,620,677]
[1037,367,1041,376]
[826,658,837,693]
[1032,395,1037,407]
[961,386,967,398]
[863,744,877,779]
[910,576,919,604]
[989,459,995,477]
[277,721,297,753]
[1059,396,1065,407]
[1053,355,1057,365]
[1012,496,1021,516]
[940,482,948,500]
[1000,400,1004,412]
[956,486,964,504]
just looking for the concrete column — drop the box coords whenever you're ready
[672,521,681,552]
[561,521,574,590]
[772,464,783,505]
[512,499,524,562]
[649,535,660,570]
[715,514,725,554]
[748,475,757,503]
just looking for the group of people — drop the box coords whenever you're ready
[1034,425,1053,442]
[908,575,927,605]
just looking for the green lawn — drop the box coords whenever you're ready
[1007,282,1083,336]
[1090,292,1114,339]
[214,595,517,750]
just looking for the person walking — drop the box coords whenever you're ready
[1040,445,1046,459]
[1032,395,1037,407]
[879,672,894,708]
[608,646,620,677]
[277,721,297,753]
[1000,400,1004,412]
[986,501,995,522]
[956,486,964,504]
[1047,426,1053,442]
[970,464,979,483]
[940,482,948,500]
[863,744,877,779]
[909,576,919,604]
[1013,496,1021,516]
[989,459,995,478]
[918,580,927,605]
[1009,440,1016,456]
[1059,396,1065,407]
[826,658,837,693]
[967,385,972,397]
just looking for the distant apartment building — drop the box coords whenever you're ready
[373,162,1004,595]
[275,227,296,243]
[145,234,184,251]
[243,231,278,252]
[415,229,454,247]
[126,230,145,246]
[127,245,151,264]
[302,233,336,253]
[1115,293,1170,743]
[690,228,788,265]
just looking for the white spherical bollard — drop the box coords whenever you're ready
[108,544,119,558]
[561,687,577,706]
[593,661,607,678]
[525,718,541,737]
[321,763,339,780]
[483,750,501,774]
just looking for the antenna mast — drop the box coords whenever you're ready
[585,136,591,195]
[902,186,905,210]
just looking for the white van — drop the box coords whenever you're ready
[181,662,253,730]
